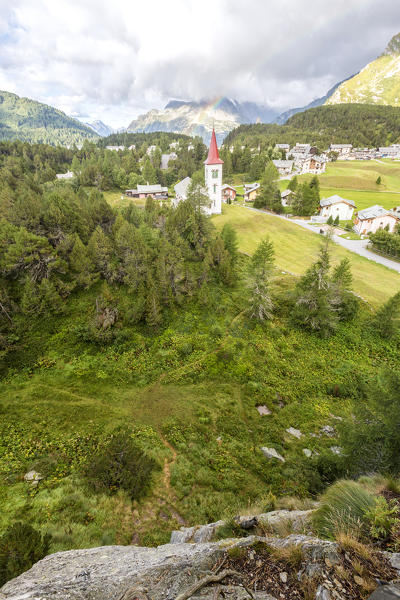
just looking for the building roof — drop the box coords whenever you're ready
[357,204,399,220]
[281,189,293,197]
[204,129,224,165]
[272,160,294,169]
[137,184,168,193]
[330,144,352,149]
[275,143,290,149]
[320,195,356,208]
[174,176,192,199]
[221,184,236,191]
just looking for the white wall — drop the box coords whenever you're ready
[354,214,398,235]
[321,203,354,221]
[204,163,223,214]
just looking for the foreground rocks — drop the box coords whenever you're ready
[1,533,399,600]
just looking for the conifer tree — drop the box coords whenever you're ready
[145,275,162,328]
[287,175,298,192]
[69,234,95,288]
[205,237,234,286]
[247,236,275,320]
[373,291,400,338]
[221,223,239,266]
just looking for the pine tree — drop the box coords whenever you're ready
[145,275,162,327]
[373,291,400,338]
[69,234,95,288]
[291,240,338,336]
[334,215,340,226]
[205,237,234,286]
[247,236,275,320]
[287,176,298,192]
[221,223,239,266]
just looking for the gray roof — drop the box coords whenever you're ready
[272,160,294,169]
[275,143,290,149]
[281,189,293,197]
[137,184,168,193]
[357,204,399,220]
[320,195,355,208]
[174,176,192,199]
[330,144,352,149]
[221,184,236,191]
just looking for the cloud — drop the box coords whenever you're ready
[0,0,398,126]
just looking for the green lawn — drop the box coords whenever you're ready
[279,160,400,211]
[212,205,400,307]
[102,190,146,208]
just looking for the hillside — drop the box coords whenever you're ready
[223,104,400,148]
[125,98,280,144]
[0,91,98,145]
[326,32,400,107]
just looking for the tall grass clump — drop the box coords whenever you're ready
[313,480,376,540]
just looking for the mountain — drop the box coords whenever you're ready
[126,97,280,143]
[326,32,400,107]
[275,75,356,124]
[84,120,114,137]
[0,91,98,145]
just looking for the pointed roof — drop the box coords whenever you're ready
[204,129,224,165]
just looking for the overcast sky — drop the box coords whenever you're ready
[0,0,399,128]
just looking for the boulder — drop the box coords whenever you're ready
[330,446,343,455]
[257,510,313,534]
[320,425,335,437]
[368,584,400,598]
[23,470,43,487]
[170,521,225,544]
[286,427,302,439]
[256,405,271,416]
[303,448,312,458]
[260,447,285,462]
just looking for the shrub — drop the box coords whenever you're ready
[312,480,376,540]
[0,523,51,586]
[84,429,159,500]
[365,496,399,543]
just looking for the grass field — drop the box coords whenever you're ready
[279,160,400,211]
[102,190,146,208]
[212,205,400,306]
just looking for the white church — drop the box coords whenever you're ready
[173,129,223,215]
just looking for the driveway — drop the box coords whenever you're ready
[241,205,400,274]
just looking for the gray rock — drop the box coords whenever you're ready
[316,585,331,599]
[368,584,400,598]
[257,510,313,534]
[303,448,312,458]
[260,447,285,462]
[279,571,287,583]
[0,542,223,600]
[286,427,302,439]
[170,521,225,544]
[256,405,271,416]
[330,446,343,455]
[320,425,335,437]
[23,470,43,486]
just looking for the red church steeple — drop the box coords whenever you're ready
[204,129,224,165]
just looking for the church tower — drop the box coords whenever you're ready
[204,129,223,214]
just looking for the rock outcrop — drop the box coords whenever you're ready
[2,532,399,600]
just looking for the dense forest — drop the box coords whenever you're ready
[224,104,400,149]
[1,139,400,585]
[0,91,98,146]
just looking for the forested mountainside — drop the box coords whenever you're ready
[326,32,400,108]
[223,104,400,148]
[0,91,98,146]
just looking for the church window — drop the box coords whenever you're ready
[212,169,219,179]
[213,184,217,193]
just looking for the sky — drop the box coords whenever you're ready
[0,0,399,128]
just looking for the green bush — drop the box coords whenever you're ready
[83,429,159,500]
[312,480,376,540]
[365,496,399,543]
[0,523,51,586]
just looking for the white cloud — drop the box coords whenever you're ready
[0,0,398,127]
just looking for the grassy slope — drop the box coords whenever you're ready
[279,160,400,211]
[212,205,400,306]
[326,54,400,106]
[1,277,399,551]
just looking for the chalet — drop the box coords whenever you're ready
[354,205,400,235]
[275,144,290,151]
[169,142,179,149]
[330,144,352,156]
[174,176,192,203]
[281,189,294,207]
[272,159,294,176]
[378,145,400,158]
[221,184,237,202]
[128,145,136,151]
[161,152,177,170]
[244,183,260,202]
[56,171,74,180]
[125,184,168,200]
[320,195,356,221]
[301,156,326,174]
[146,145,157,155]
[106,145,125,151]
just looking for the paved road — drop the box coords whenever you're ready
[241,205,400,274]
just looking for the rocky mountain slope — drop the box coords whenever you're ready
[1,509,399,600]
[126,98,280,144]
[0,91,99,146]
[84,119,114,137]
[326,32,400,107]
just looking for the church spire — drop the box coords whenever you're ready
[204,129,224,165]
